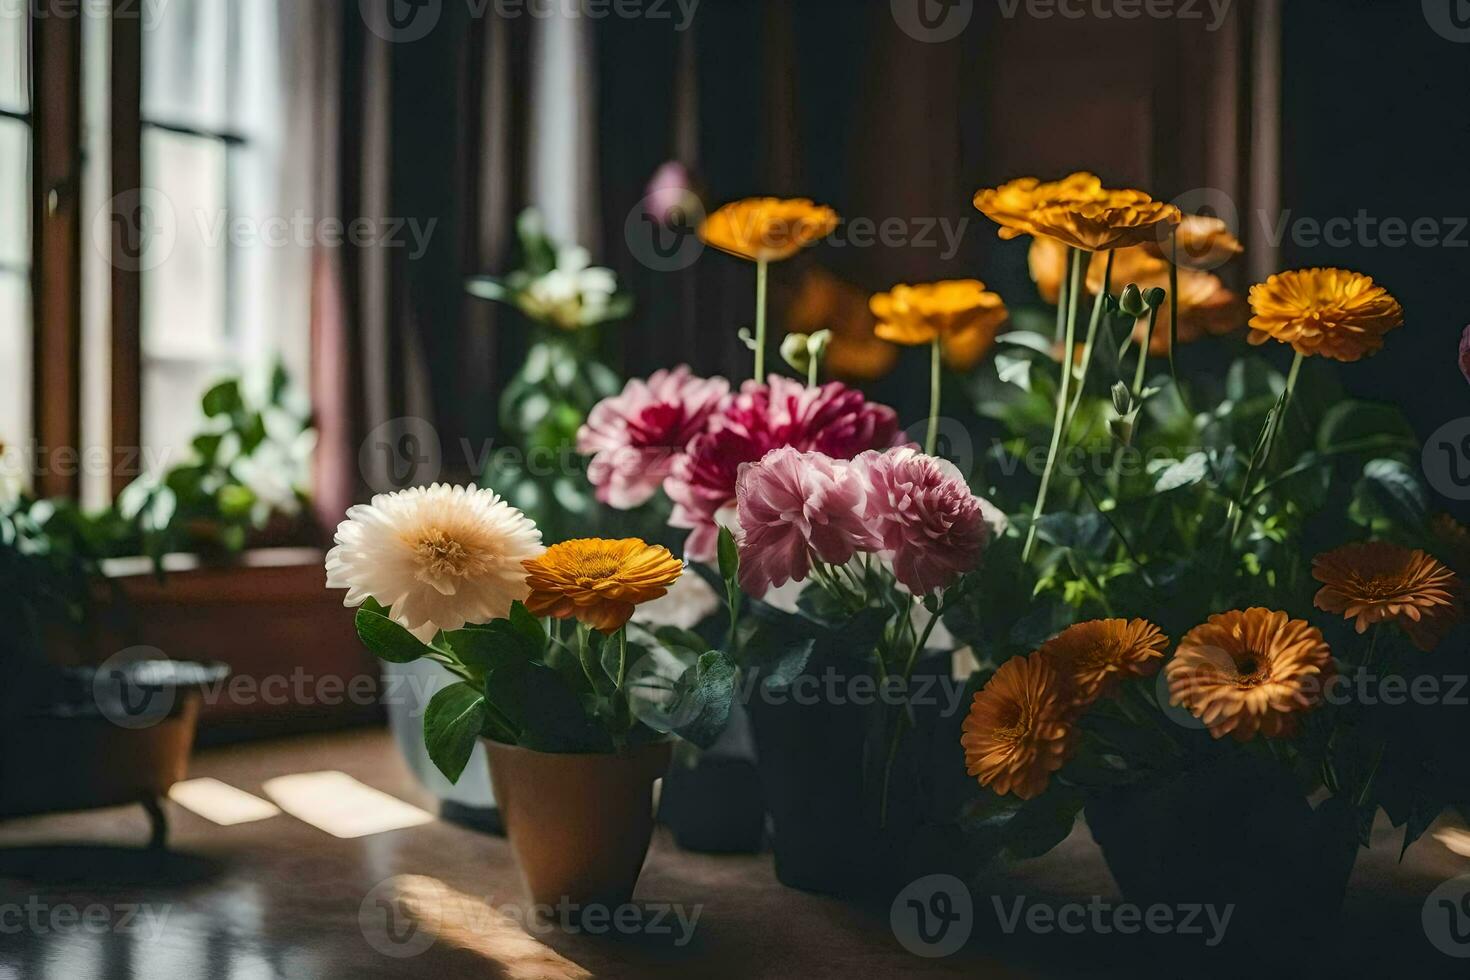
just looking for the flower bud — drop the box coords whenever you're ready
[1110,381,1132,417]
[1119,284,1147,318]
[781,333,813,374]
[1143,286,1167,310]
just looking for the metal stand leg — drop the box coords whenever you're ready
[142,795,168,850]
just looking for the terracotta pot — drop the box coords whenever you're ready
[484,739,672,909]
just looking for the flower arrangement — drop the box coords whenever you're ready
[943,174,1463,932]
[331,175,1464,922]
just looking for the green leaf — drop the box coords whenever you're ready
[1353,458,1428,531]
[201,379,243,417]
[441,620,540,675]
[1002,782,1085,860]
[508,601,547,656]
[354,599,432,664]
[717,526,739,585]
[486,661,611,753]
[665,650,738,749]
[424,682,487,783]
[1317,400,1415,454]
[1153,452,1209,493]
[465,276,512,302]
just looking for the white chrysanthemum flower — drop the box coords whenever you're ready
[324,484,544,641]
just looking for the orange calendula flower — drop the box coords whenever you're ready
[960,652,1077,800]
[522,538,684,633]
[1026,194,1182,252]
[1143,214,1243,270]
[787,268,897,381]
[973,172,1106,240]
[699,197,839,263]
[1312,541,1463,651]
[1037,618,1170,707]
[870,280,1009,349]
[1247,267,1404,362]
[1166,608,1333,741]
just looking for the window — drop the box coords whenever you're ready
[0,10,30,482]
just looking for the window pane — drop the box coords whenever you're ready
[142,357,221,473]
[0,118,28,271]
[0,9,25,113]
[0,273,30,489]
[141,129,227,360]
[142,0,231,131]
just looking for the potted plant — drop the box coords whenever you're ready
[326,485,736,910]
[0,495,227,847]
[947,172,1465,952]
[0,366,315,842]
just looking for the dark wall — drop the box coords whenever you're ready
[1280,0,1470,443]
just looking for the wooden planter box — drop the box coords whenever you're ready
[82,548,382,745]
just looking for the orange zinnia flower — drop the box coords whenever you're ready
[786,268,897,381]
[1312,541,1463,651]
[699,197,839,263]
[870,280,1009,355]
[973,172,1106,240]
[1166,608,1333,741]
[1247,268,1404,362]
[1037,618,1170,707]
[1143,214,1243,270]
[960,652,1077,800]
[522,538,684,633]
[1026,194,1182,253]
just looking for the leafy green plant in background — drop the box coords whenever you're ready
[115,363,315,559]
[0,364,315,668]
[466,210,633,542]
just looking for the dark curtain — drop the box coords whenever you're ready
[310,0,1307,515]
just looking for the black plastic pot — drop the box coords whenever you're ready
[0,660,230,847]
[1085,754,1359,957]
[748,648,966,899]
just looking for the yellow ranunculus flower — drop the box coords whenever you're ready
[869,280,1009,354]
[698,197,839,263]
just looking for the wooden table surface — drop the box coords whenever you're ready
[0,728,1466,979]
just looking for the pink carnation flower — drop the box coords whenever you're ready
[577,367,729,509]
[734,447,879,596]
[665,376,904,560]
[856,448,1001,595]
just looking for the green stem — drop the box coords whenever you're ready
[1132,306,1160,401]
[754,258,769,381]
[1260,351,1304,471]
[925,338,941,455]
[1166,239,1189,413]
[808,354,819,387]
[1022,247,1084,563]
[1063,251,1114,439]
